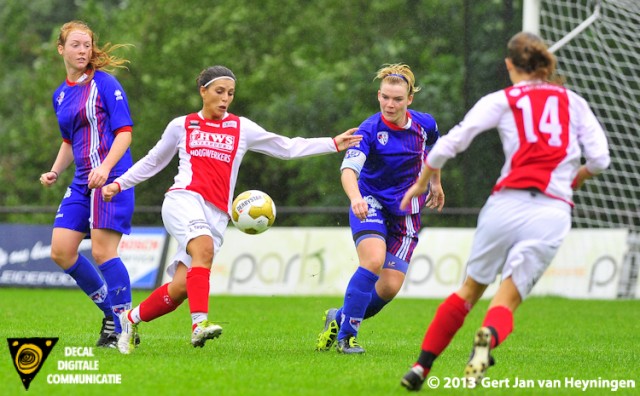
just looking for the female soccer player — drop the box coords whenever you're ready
[40,20,135,348]
[315,64,444,354]
[399,32,610,390]
[101,65,362,354]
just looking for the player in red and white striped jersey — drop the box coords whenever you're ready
[101,65,361,354]
[400,32,610,390]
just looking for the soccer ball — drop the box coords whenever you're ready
[231,190,276,235]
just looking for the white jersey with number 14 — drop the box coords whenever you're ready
[426,81,610,205]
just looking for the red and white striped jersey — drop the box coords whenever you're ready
[115,111,337,215]
[426,81,610,205]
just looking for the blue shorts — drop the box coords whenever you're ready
[53,182,134,235]
[349,195,422,273]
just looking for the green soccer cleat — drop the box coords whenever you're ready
[191,320,223,348]
[315,308,339,351]
[464,327,495,382]
[117,310,138,355]
[336,335,365,354]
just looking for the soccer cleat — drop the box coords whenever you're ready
[191,320,223,348]
[401,365,426,391]
[315,308,339,351]
[96,316,116,348]
[336,335,365,354]
[464,327,495,382]
[117,310,138,355]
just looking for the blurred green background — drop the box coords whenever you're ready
[0,0,523,226]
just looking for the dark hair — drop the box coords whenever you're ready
[507,32,557,81]
[197,66,236,89]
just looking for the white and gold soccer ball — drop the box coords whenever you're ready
[231,190,276,235]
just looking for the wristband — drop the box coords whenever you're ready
[50,170,59,179]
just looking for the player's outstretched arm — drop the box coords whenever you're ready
[102,182,121,202]
[333,128,362,152]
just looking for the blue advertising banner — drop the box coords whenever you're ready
[0,224,167,289]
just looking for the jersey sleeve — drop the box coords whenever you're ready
[571,93,611,174]
[427,90,506,169]
[115,117,182,190]
[52,84,69,140]
[100,74,134,132]
[242,118,336,159]
[340,122,369,175]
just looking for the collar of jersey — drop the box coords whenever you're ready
[381,112,412,131]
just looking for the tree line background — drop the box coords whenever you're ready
[0,0,522,227]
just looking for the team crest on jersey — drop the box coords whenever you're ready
[345,149,361,159]
[377,131,389,145]
[56,91,65,106]
[222,120,237,128]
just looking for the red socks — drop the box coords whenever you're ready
[482,305,514,348]
[139,283,180,322]
[186,267,210,314]
[421,293,471,355]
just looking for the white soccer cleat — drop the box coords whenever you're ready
[117,310,138,355]
[191,320,223,348]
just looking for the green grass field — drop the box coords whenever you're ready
[1,288,638,395]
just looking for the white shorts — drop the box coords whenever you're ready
[161,189,229,277]
[466,189,571,299]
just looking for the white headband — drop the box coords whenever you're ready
[203,76,235,88]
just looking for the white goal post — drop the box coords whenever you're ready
[523,0,640,298]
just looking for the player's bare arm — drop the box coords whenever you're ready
[88,130,132,189]
[400,166,435,210]
[341,168,368,220]
[425,169,445,212]
[40,141,74,188]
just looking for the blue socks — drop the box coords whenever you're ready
[336,285,390,333]
[98,257,132,333]
[65,255,112,317]
[364,288,389,318]
[337,267,379,340]
[64,255,132,334]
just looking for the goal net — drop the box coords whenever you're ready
[533,0,640,297]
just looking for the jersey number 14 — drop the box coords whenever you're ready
[516,95,564,147]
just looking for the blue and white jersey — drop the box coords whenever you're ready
[341,109,439,215]
[53,70,134,185]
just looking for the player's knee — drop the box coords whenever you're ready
[169,279,188,303]
[91,250,120,265]
[186,238,214,266]
[50,245,76,268]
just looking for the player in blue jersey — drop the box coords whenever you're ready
[315,64,445,354]
[39,20,135,348]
